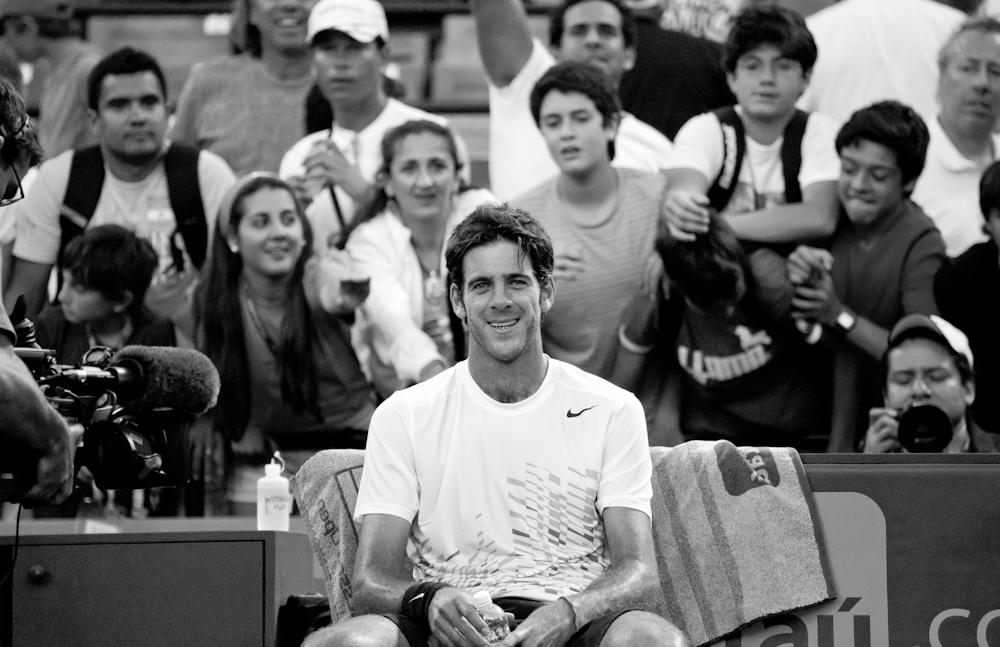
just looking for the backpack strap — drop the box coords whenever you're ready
[163,144,208,270]
[707,106,747,213]
[780,109,809,205]
[59,146,106,264]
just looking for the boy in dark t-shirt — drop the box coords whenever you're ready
[613,215,829,450]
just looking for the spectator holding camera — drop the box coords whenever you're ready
[935,159,1000,434]
[863,313,996,454]
[788,102,948,452]
[33,224,175,365]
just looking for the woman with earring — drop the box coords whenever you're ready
[194,173,374,515]
[341,120,494,399]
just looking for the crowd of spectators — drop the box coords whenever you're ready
[1,0,999,517]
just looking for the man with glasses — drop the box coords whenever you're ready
[0,75,78,507]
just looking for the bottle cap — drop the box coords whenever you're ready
[472,590,492,608]
[264,451,286,477]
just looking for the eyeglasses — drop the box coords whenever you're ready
[0,163,23,207]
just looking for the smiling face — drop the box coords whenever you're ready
[727,44,809,123]
[312,29,385,106]
[384,131,459,225]
[450,240,553,367]
[538,89,617,176]
[89,71,167,165]
[230,187,306,281]
[556,0,635,84]
[838,139,910,227]
[250,0,318,54]
[938,30,1000,139]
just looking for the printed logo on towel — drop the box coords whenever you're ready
[715,443,780,496]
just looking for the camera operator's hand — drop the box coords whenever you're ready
[864,407,901,454]
[427,587,491,647]
[302,140,371,202]
[24,423,82,506]
[661,190,710,241]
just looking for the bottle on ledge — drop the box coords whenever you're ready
[257,452,291,531]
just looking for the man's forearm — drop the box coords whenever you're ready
[726,201,836,244]
[354,569,419,616]
[0,345,70,460]
[565,556,665,626]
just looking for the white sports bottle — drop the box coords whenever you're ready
[257,452,291,531]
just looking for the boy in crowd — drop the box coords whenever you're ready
[662,5,839,249]
[512,61,664,382]
[935,159,1000,434]
[279,0,470,253]
[788,102,946,452]
[613,214,830,451]
[34,224,175,364]
[470,0,672,200]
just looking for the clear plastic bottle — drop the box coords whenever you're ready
[472,590,509,644]
[257,452,291,531]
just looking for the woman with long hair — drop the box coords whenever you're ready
[343,120,494,398]
[194,173,374,514]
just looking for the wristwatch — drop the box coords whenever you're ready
[835,309,857,333]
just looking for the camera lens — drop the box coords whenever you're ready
[897,404,953,453]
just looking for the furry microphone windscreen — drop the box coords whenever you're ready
[110,346,221,414]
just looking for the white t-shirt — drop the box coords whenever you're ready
[12,145,236,316]
[488,39,673,202]
[354,357,652,601]
[798,0,965,128]
[664,109,840,214]
[279,98,470,255]
[911,116,999,257]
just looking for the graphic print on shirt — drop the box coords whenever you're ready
[408,461,609,598]
[677,313,775,386]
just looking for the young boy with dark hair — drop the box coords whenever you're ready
[34,224,175,364]
[935,159,1000,434]
[613,213,830,451]
[663,4,839,249]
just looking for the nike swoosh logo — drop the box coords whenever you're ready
[567,406,597,418]
[409,593,425,602]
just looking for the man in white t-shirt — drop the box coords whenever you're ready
[470,0,672,201]
[303,205,686,647]
[2,47,236,325]
[911,17,1000,257]
[663,5,839,248]
[279,0,469,254]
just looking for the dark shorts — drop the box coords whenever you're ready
[383,597,633,647]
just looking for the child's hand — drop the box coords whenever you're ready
[662,190,711,240]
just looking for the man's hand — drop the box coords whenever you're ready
[285,175,316,211]
[498,599,575,647]
[786,246,833,286]
[790,264,841,327]
[302,140,371,202]
[864,407,901,454]
[427,587,491,647]
[24,422,82,506]
[661,190,711,241]
[553,248,586,283]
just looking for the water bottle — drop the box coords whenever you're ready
[257,452,291,531]
[472,590,509,644]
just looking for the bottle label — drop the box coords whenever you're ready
[264,495,290,515]
[484,618,509,643]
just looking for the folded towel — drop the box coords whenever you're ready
[650,441,834,645]
[292,441,834,645]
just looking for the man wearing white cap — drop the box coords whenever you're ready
[279,0,471,254]
[0,0,102,157]
[863,313,997,454]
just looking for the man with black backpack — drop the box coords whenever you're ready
[661,5,839,252]
[3,47,236,332]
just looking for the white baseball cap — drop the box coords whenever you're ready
[307,0,389,45]
[888,313,974,370]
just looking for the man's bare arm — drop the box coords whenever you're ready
[724,181,839,244]
[3,258,52,318]
[470,0,535,88]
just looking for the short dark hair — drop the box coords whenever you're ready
[61,224,159,314]
[0,76,43,168]
[938,17,1000,73]
[87,47,168,111]
[548,0,637,50]
[656,213,746,313]
[980,159,1000,218]
[723,4,817,74]
[445,203,554,294]
[530,61,621,161]
[835,101,930,187]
